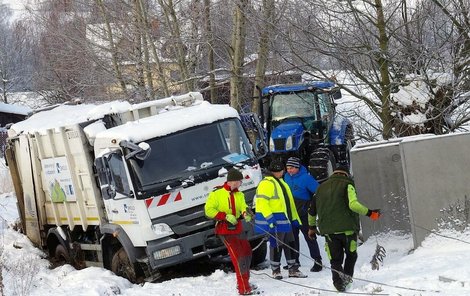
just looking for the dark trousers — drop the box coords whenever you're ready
[292,213,322,262]
[221,233,253,294]
[325,233,358,285]
[269,231,297,270]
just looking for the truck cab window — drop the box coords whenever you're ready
[107,153,131,196]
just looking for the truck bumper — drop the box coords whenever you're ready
[145,220,264,270]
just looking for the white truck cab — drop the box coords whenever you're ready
[6,92,266,282]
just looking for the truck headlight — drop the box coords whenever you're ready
[153,245,182,260]
[269,137,275,151]
[151,223,174,239]
[286,136,293,150]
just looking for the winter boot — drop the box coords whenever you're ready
[272,268,283,280]
[240,290,261,295]
[333,280,346,292]
[310,260,322,272]
[237,283,258,292]
[288,265,308,278]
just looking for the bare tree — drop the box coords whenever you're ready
[251,0,275,115]
[229,0,249,112]
[269,0,470,140]
[0,4,13,103]
[0,5,35,103]
[203,0,217,103]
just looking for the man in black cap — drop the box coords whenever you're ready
[307,165,381,292]
[254,159,307,279]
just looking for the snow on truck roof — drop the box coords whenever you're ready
[9,101,132,135]
[94,101,239,143]
[9,93,239,143]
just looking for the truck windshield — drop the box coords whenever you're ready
[129,118,255,191]
[271,91,330,121]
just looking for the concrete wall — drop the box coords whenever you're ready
[351,140,411,241]
[400,132,470,247]
[351,133,470,248]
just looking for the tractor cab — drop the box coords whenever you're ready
[261,81,343,164]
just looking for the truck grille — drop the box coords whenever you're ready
[153,204,213,237]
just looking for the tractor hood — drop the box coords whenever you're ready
[270,120,304,151]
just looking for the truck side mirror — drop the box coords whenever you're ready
[331,88,342,100]
[95,157,116,200]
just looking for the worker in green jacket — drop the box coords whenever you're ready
[205,168,257,295]
[308,165,381,292]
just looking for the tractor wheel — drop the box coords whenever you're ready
[111,247,137,283]
[309,148,336,183]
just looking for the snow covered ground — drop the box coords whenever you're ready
[1,188,469,296]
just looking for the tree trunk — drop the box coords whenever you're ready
[203,0,217,103]
[375,0,393,140]
[252,0,274,115]
[139,0,169,97]
[158,0,192,92]
[230,0,249,112]
[136,0,155,100]
[94,0,128,95]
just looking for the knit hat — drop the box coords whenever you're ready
[227,168,244,181]
[268,159,285,172]
[286,157,300,168]
[334,164,350,175]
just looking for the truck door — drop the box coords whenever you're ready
[96,152,141,225]
[8,136,42,246]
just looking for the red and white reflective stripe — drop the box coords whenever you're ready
[145,192,182,208]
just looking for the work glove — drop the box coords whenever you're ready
[308,226,317,240]
[367,209,381,221]
[291,220,301,229]
[243,212,252,223]
[225,214,238,225]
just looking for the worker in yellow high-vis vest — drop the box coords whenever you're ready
[254,159,307,280]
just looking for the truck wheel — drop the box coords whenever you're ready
[111,247,137,283]
[309,148,336,183]
[250,238,267,267]
[51,244,71,268]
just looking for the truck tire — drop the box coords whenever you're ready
[111,247,137,282]
[308,148,336,183]
[52,244,71,267]
[250,238,267,267]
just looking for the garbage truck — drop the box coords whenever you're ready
[5,92,267,282]
[259,81,355,181]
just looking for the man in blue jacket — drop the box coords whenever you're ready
[283,157,322,272]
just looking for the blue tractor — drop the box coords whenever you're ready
[258,81,354,182]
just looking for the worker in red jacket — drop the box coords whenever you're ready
[205,168,257,295]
